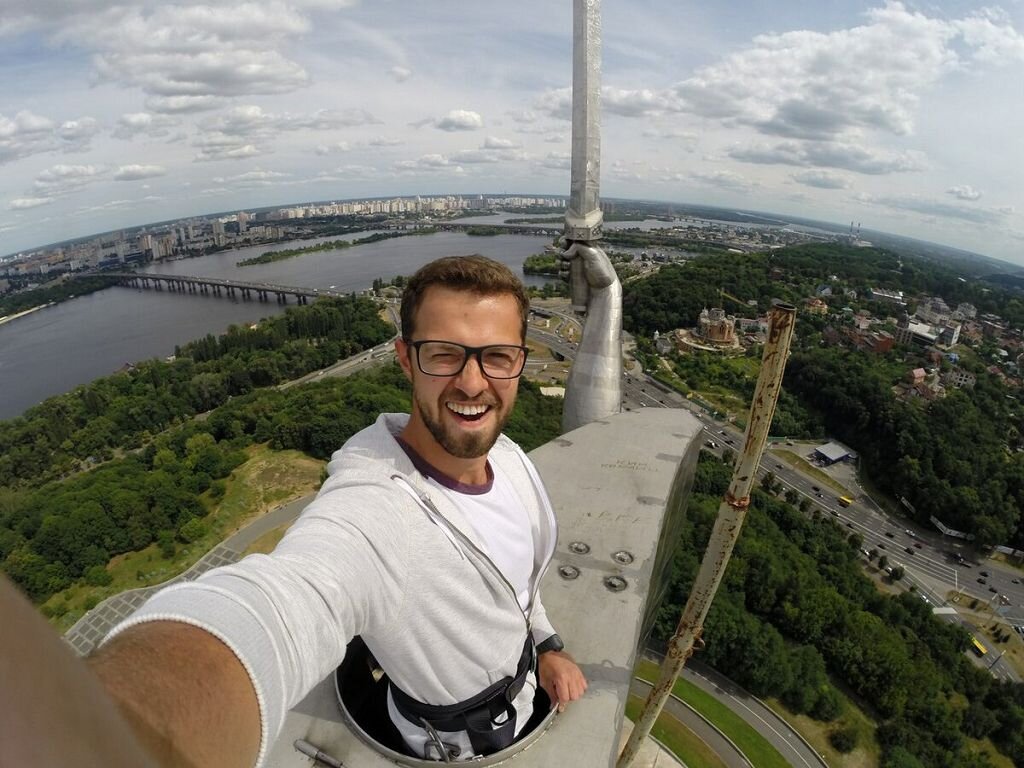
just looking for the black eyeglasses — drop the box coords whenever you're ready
[407,339,529,379]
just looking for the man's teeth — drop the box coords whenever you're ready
[447,403,490,416]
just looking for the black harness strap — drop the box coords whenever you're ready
[390,635,537,757]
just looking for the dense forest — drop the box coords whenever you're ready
[0,274,121,317]
[0,356,563,607]
[0,295,393,489]
[623,245,1024,547]
[658,452,1024,767]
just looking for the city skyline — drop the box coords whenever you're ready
[2,1,1023,262]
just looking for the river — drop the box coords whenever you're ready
[0,230,552,421]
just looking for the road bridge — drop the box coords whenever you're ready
[85,272,348,305]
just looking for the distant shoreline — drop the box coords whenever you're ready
[0,303,54,327]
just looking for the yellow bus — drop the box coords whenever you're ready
[972,637,988,657]
[838,496,853,507]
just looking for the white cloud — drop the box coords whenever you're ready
[33,163,105,195]
[450,150,501,164]
[213,170,289,184]
[534,89,572,121]
[538,152,570,170]
[68,5,312,109]
[396,153,450,169]
[432,110,483,132]
[144,95,221,114]
[367,137,404,147]
[690,170,756,192]
[112,112,179,139]
[642,128,697,142]
[315,142,350,155]
[316,164,379,180]
[507,110,539,124]
[389,66,412,82]
[114,164,167,181]
[9,197,53,210]
[56,117,100,150]
[483,136,520,150]
[603,87,673,117]
[792,170,851,190]
[947,185,982,201]
[0,110,98,164]
[194,140,266,162]
[729,140,926,175]
[859,193,1009,225]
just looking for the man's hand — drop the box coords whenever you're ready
[537,650,587,713]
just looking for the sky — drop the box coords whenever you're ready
[1,0,1023,263]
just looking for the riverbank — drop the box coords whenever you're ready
[0,302,54,327]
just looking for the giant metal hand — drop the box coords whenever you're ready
[560,242,622,433]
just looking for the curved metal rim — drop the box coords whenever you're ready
[334,673,559,766]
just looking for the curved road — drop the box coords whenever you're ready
[630,678,751,768]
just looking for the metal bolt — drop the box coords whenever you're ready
[612,550,634,565]
[604,576,628,592]
[568,541,591,555]
[559,565,580,580]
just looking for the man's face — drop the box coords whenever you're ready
[397,286,523,461]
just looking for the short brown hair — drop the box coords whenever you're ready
[400,255,530,341]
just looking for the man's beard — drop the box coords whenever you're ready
[415,389,509,460]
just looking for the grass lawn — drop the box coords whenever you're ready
[763,694,879,768]
[635,659,790,768]
[772,449,851,496]
[625,694,729,768]
[242,523,292,556]
[46,445,324,633]
[964,738,1017,768]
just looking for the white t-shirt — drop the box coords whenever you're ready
[387,441,537,759]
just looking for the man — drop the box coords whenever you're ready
[85,255,587,767]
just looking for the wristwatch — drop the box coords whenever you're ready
[536,633,565,655]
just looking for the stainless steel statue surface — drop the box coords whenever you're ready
[561,0,622,433]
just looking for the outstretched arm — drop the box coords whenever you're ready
[0,574,155,767]
[560,241,622,432]
[89,620,261,768]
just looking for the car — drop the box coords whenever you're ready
[812,485,820,492]
[846,522,854,528]
[885,532,895,538]
[989,586,999,593]
[878,542,886,549]
[905,529,916,538]
[978,577,987,584]
[913,542,923,549]
[831,510,841,518]
[980,570,990,577]
[1014,625,1023,635]
[905,547,915,554]
[815,492,823,498]
[1013,579,1021,585]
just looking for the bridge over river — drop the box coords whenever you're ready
[95,272,349,304]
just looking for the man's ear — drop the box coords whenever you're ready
[395,338,414,382]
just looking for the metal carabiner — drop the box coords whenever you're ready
[419,717,461,762]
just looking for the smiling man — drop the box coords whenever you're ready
[82,255,586,767]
